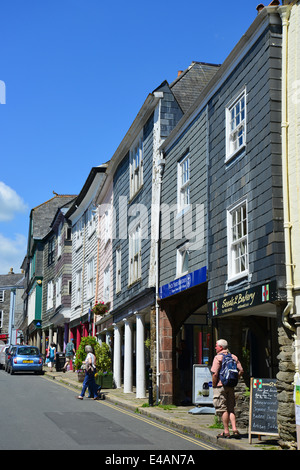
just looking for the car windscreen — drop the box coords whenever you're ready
[17,347,39,356]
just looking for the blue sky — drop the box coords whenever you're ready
[0,0,263,274]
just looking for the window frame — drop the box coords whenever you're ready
[103,264,110,303]
[177,151,190,213]
[55,276,62,308]
[57,223,63,259]
[47,280,54,310]
[88,207,96,238]
[225,88,247,162]
[48,238,55,266]
[86,258,95,300]
[176,243,189,278]
[75,216,84,250]
[116,247,122,294]
[128,223,141,285]
[75,269,82,306]
[129,132,144,199]
[0,290,4,302]
[227,199,249,283]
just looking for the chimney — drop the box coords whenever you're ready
[269,0,280,5]
[256,3,265,13]
[9,268,14,274]
[177,70,183,78]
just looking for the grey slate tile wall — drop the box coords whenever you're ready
[112,82,186,316]
[160,108,208,287]
[207,26,285,301]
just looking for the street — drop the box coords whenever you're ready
[0,369,219,454]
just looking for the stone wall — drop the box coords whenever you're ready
[276,316,297,449]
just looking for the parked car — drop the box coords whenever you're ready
[0,344,9,369]
[7,345,44,375]
[4,345,15,372]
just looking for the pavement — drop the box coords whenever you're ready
[43,368,282,451]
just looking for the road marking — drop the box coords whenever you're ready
[42,375,217,450]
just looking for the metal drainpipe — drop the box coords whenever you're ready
[155,154,165,405]
[279,5,296,335]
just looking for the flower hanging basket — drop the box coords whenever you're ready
[91,301,109,316]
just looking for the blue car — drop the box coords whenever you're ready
[8,345,44,375]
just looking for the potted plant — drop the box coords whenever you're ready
[91,301,109,316]
[75,336,112,387]
[74,336,100,382]
[94,342,113,388]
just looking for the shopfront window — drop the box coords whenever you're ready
[193,326,211,365]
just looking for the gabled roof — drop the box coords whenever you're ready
[170,62,221,113]
[30,194,77,240]
[66,165,108,219]
[0,270,25,289]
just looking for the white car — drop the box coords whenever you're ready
[0,344,9,369]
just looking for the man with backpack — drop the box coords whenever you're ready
[62,338,75,372]
[211,339,244,439]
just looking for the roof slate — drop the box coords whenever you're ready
[170,62,221,113]
[0,272,25,288]
[31,195,77,240]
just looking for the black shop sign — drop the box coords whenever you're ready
[209,281,277,318]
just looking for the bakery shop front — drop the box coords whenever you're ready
[208,281,281,385]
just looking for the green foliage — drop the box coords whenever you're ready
[74,336,111,372]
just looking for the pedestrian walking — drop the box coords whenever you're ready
[77,345,98,400]
[211,339,243,439]
[47,342,56,372]
[63,338,75,372]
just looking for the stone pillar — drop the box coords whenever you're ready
[135,312,146,398]
[123,318,133,393]
[159,309,173,404]
[49,326,53,346]
[42,330,46,357]
[277,306,297,449]
[36,329,41,350]
[113,323,122,389]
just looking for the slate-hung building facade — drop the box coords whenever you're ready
[21,194,76,347]
[95,64,220,399]
[66,166,107,351]
[16,0,300,448]
[0,270,24,344]
[41,199,75,356]
[158,2,294,431]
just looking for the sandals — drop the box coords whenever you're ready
[217,432,230,439]
[217,430,241,439]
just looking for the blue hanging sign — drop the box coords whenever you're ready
[159,266,207,299]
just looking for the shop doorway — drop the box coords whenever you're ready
[241,316,279,386]
[175,322,212,404]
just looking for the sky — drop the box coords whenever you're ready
[0,0,265,274]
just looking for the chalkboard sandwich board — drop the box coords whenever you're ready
[248,378,279,444]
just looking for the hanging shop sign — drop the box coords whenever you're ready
[159,266,207,300]
[208,281,277,318]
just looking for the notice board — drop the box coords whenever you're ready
[248,377,279,443]
[192,365,214,406]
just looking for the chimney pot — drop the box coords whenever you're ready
[256,3,265,12]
